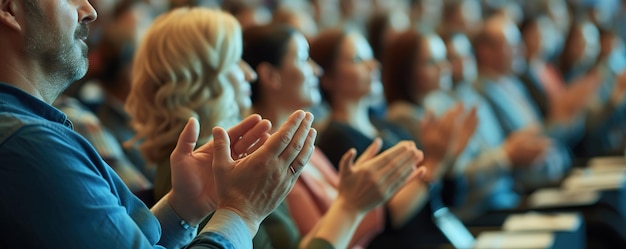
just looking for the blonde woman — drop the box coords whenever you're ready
[126,7,249,201]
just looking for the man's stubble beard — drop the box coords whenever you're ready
[22,0,89,93]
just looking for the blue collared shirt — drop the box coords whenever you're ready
[0,82,243,249]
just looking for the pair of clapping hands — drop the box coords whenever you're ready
[164,110,425,238]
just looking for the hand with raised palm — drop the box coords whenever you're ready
[212,111,317,235]
[167,114,272,226]
[336,138,426,213]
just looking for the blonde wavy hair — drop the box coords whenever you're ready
[125,7,242,163]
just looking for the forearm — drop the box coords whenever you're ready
[300,198,365,249]
[386,174,429,229]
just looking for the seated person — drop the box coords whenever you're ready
[243,23,429,248]
[309,28,472,248]
[472,15,573,192]
[0,3,315,248]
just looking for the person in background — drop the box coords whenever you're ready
[0,1,315,248]
[310,28,473,248]
[243,23,427,248]
[439,0,483,39]
[381,30,485,212]
[473,15,571,192]
[434,31,551,221]
[96,0,156,181]
[126,7,424,249]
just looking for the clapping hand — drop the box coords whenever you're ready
[167,114,271,226]
[212,110,317,235]
[336,139,426,213]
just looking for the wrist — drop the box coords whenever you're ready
[218,205,261,237]
[334,195,369,217]
[167,191,207,227]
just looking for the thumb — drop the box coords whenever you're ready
[338,148,356,180]
[212,126,234,173]
[171,118,200,160]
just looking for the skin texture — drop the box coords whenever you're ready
[0,0,97,103]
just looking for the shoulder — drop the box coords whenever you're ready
[0,111,74,146]
[386,101,419,121]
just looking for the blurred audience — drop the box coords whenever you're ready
[48,0,626,248]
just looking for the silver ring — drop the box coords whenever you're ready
[289,166,296,175]
[237,152,248,159]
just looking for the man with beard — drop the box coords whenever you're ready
[0,0,317,248]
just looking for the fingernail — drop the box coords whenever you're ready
[297,110,305,119]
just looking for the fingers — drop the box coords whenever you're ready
[278,112,314,164]
[246,133,270,154]
[377,144,422,195]
[212,126,234,173]
[372,141,418,171]
[290,128,317,177]
[354,138,382,165]
[171,118,200,159]
[227,114,263,145]
[261,110,307,157]
[232,119,272,156]
[338,148,357,180]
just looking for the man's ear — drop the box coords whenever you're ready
[256,62,281,90]
[0,0,21,32]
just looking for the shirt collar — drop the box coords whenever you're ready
[0,82,72,128]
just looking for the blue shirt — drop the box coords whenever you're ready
[475,77,572,191]
[0,83,241,249]
[420,88,518,219]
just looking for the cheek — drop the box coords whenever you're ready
[356,66,373,85]
[417,67,438,83]
[336,66,359,87]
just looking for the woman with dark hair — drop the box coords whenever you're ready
[243,24,427,249]
[382,29,480,206]
[309,28,475,248]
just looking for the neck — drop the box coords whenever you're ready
[0,37,71,104]
[330,97,377,137]
[0,55,67,104]
[251,98,296,134]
